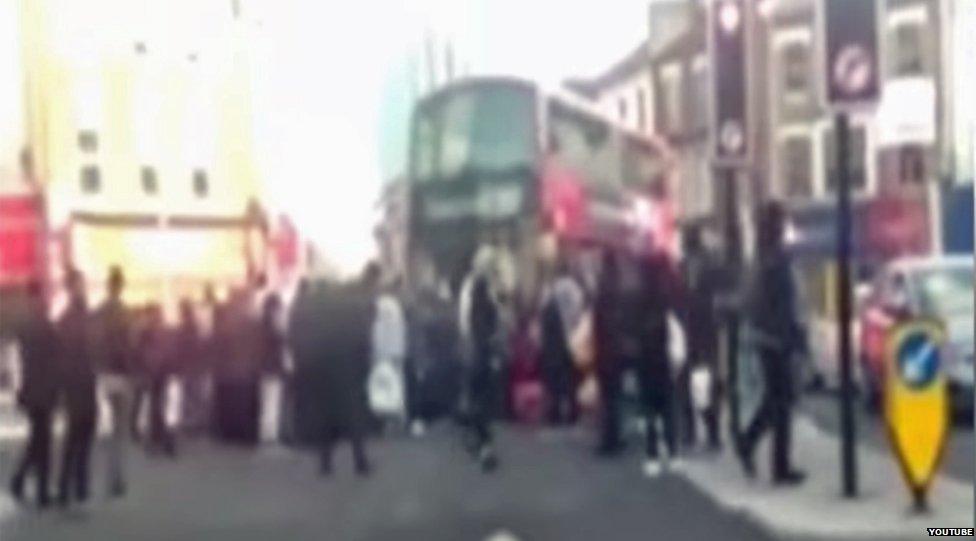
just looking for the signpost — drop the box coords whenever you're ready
[884,319,949,512]
[821,0,882,498]
[708,0,750,443]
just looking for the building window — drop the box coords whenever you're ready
[636,89,646,131]
[78,130,98,153]
[618,98,627,121]
[782,42,810,95]
[659,65,682,133]
[80,165,101,193]
[889,23,926,76]
[691,66,708,131]
[141,166,158,195]
[899,146,926,185]
[192,169,209,197]
[823,126,867,193]
[779,136,813,198]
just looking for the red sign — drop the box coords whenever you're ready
[0,194,44,285]
[866,197,930,258]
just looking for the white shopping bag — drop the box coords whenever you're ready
[690,367,712,412]
[259,377,283,443]
[668,314,687,371]
[368,361,405,417]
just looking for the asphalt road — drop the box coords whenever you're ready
[798,391,975,483]
[0,424,777,541]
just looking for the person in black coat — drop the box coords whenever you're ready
[678,226,723,450]
[594,250,625,457]
[540,275,577,427]
[465,269,500,472]
[289,266,378,476]
[9,281,58,508]
[737,201,807,485]
[142,304,176,456]
[56,269,97,507]
[213,292,263,445]
[634,251,685,477]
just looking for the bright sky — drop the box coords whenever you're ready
[251,0,649,275]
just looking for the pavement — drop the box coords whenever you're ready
[680,413,974,541]
[799,392,974,483]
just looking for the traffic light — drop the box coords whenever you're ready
[822,0,880,107]
[709,0,750,166]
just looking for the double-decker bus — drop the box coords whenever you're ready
[406,76,677,301]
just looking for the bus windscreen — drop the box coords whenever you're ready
[412,84,536,183]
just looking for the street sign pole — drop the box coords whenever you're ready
[834,112,858,498]
[822,0,880,499]
[723,166,742,444]
[708,0,750,447]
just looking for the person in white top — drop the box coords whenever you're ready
[370,278,408,425]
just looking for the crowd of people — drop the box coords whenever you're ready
[8,266,288,509]
[6,200,809,511]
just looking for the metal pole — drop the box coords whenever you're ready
[835,112,858,498]
[724,167,742,444]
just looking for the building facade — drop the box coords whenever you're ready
[17,0,267,312]
[565,0,965,385]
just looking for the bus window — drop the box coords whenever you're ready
[548,100,621,188]
[414,113,437,181]
[621,136,662,189]
[412,84,535,183]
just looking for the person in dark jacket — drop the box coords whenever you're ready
[593,250,625,457]
[142,304,176,456]
[214,291,263,445]
[678,225,723,451]
[540,271,578,426]
[259,293,289,443]
[289,265,377,476]
[466,266,500,472]
[56,268,97,507]
[413,283,461,424]
[737,201,807,485]
[9,281,58,508]
[175,299,207,435]
[92,265,134,497]
[634,251,685,478]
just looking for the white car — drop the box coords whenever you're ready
[858,256,974,416]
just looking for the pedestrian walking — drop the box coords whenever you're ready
[91,266,134,497]
[175,299,207,435]
[736,201,807,485]
[634,251,684,478]
[56,269,97,507]
[369,278,407,430]
[258,293,287,443]
[541,284,578,426]
[289,265,377,476]
[678,226,723,451]
[214,291,263,445]
[412,282,462,426]
[460,250,501,472]
[142,304,176,456]
[593,250,625,457]
[9,281,58,508]
[540,262,582,426]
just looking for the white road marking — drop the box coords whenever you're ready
[485,529,520,541]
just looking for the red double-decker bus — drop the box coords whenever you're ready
[405,76,677,300]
